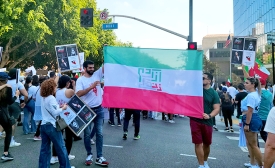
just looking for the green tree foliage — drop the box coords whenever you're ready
[0,0,132,70]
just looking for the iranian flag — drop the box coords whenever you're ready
[226,77,231,86]
[102,46,204,118]
[245,59,270,80]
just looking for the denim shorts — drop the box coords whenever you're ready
[242,113,262,133]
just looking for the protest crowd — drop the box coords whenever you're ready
[0,59,275,168]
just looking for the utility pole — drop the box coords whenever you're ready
[189,0,193,42]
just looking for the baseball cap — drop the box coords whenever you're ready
[0,72,10,80]
[222,87,227,92]
[8,68,17,79]
[259,78,266,86]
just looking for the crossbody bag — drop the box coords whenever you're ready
[44,106,67,131]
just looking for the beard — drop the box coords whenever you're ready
[87,70,94,76]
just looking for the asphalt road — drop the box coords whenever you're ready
[0,114,263,168]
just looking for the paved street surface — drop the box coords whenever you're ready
[0,113,265,168]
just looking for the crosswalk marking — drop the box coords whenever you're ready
[218,130,240,134]
[240,147,265,154]
[218,128,265,154]
[226,136,265,143]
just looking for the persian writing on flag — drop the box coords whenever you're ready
[102,46,204,118]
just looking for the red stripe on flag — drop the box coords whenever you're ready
[102,86,204,119]
[254,68,269,80]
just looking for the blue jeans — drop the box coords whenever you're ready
[242,113,262,133]
[123,109,141,136]
[84,106,104,158]
[39,123,70,168]
[23,99,37,134]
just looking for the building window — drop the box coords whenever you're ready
[217,43,224,48]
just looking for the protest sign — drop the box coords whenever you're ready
[231,37,256,66]
[55,44,81,72]
[61,95,97,136]
[73,52,85,73]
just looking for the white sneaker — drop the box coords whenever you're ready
[204,162,210,168]
[169,120,175,123]
[9,140,21,147]
[244,162,252,167]
[68,154,75,160]
[50,156,59,165]
[91,139,95,145]
[85,154,93,165]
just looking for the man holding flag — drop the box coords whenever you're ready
[189,73,220,168]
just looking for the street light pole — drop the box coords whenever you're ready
[272,43,275,84]
[189,0,193,42]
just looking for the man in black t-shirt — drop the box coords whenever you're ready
[234,83,248,118]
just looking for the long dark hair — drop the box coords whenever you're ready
[24,76,33,91]
[0,79,8,103]
[58,75,71,89]
[32,75,39,86]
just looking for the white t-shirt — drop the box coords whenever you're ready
[56,88,71,106]
[227,86,237,99]
[264,107,275,134]
[76,67,103,107]
[41,95,63,127]
[28,85,39,99]
[7,79,25,103]
[241,91,261,113]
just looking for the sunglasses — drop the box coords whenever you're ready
[203,77,209,80]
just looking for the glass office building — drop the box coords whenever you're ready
[233,0,275,51]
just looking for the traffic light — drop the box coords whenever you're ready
[80,8,93,27]
[188,42,197,50]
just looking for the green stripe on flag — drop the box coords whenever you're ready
[104,46,203,70]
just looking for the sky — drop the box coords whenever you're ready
[97,0,233,49]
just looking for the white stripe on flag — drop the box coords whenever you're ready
[104,63,203,96]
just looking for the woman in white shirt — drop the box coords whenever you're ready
[241,77,263,168]
[38,79,73,168]
[23,76,37,135]
[51,75,76,164]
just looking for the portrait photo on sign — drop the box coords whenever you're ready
[78,106,95,124]
[232,37,244,50]
[69,116,85,135]
[244,39,257,51]
[68,95,85,113]
[231,50,243,64]
[58,58,70,71]
[67,45,78,57]
[56,46,68,59]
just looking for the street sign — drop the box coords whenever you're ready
[102,23,118,30]
[100,11,108,20]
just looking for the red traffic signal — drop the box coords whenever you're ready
[188,42,197,50]
[83,9,88,14]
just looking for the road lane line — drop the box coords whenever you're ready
[180,154,216,160]
[103,144,123,148]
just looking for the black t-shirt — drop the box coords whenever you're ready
[220,93,232,109]
[235,91,248,109]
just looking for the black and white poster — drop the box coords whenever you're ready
[55,44,81,72]
[65,95,97,136]
[231,36,256,67]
